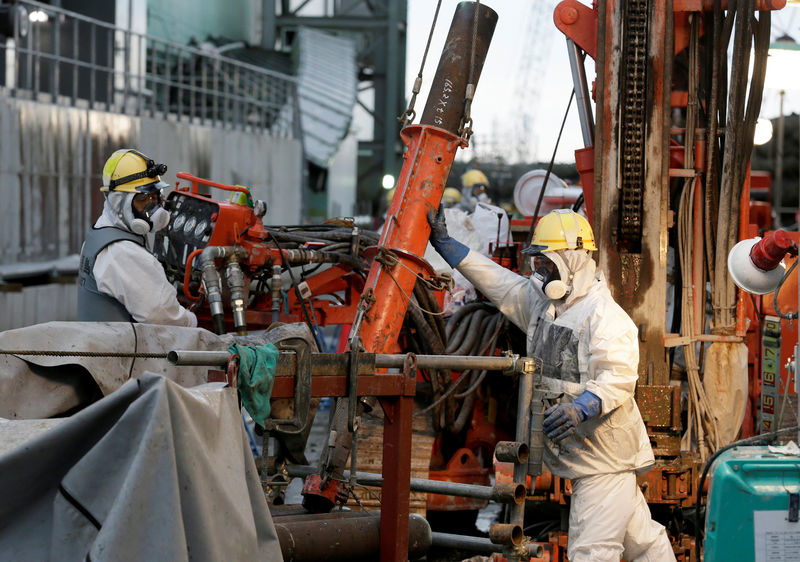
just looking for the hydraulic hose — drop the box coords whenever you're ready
[445,302,486,337]
[448,308,489,355]
[280,248,366,271]
[413,281,447,347]
[450,369,480,434]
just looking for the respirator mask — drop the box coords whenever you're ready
[531,253,569,300]
[130,190,169,235]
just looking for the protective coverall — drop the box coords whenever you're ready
[453,247,675,561]
[79,190,197,327]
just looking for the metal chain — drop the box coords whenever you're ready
[458,0,481,141]
[398,0,443,127]
[0,349,165,359]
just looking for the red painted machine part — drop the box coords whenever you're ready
[427,448,491,511]
[760,230,799,395]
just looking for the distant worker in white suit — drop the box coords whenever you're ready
[428,208,675,562]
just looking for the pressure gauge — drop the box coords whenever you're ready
[183,216,197,235]
[194,219,209,238]
[172,214,186,231]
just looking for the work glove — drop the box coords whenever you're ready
[427,206,470,268]
[543,391,602,442]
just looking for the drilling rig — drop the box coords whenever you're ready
[57,0,795,560]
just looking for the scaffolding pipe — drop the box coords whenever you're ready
[167,350,535,374]
[431,532,544,558]
[286,465,525,504]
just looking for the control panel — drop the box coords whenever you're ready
[154,191,219,283]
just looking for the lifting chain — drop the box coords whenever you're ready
[618,0,650,246]
[398,0,443,128]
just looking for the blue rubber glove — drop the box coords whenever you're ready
[543,391,602,442]
[427,206,469,268]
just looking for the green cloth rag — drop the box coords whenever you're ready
[229,342,279,427]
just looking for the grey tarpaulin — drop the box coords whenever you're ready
[0,373,283,561]
[0,321,274,419]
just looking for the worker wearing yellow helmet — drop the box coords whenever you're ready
[428,208,674,562]
[459,169,490,212]
[78,149,197,327]
[441,187,462,209]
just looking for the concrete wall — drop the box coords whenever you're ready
[0,96,303,329]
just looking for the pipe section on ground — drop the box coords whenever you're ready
[273,511,431,561]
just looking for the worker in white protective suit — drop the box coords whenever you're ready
[77,149,197,327]
[428,208,675,562]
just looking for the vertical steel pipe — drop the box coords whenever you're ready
[566,37,594,147]
[507,369,534,562]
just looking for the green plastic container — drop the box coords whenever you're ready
[705,446,800,562]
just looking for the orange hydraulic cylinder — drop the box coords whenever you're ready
[359,124,463,354]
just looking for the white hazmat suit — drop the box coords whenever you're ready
[87,191,197,327]
[455,248,675,562]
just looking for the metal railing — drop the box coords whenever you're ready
[1,0,300,137]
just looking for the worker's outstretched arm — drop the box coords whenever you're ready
[427,208,540,331]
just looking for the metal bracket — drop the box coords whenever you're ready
[262,338,311,434]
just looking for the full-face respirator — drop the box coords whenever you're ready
[531,254,569,300]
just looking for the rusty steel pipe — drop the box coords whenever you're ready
[431,532,545,558]
[489,523,524,547]
[494,441,530,464]
[273,511,431,561]
[419,1,498,134]
[286,464,525,504]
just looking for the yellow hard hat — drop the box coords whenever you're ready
[101,149,168,193]
[442,187,462,206]
[525,209,597,253]
[461,169,489,189]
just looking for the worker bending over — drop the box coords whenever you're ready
[429,208,675,562]
[78,149,197,327]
